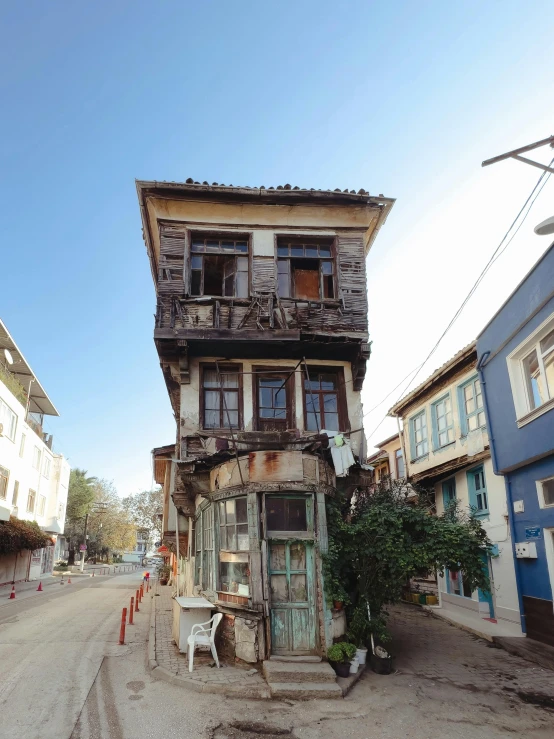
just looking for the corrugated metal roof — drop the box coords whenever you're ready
[0,319,59,416]
[389,341,477,416]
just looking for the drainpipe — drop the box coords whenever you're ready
[175,492,180,597]
[477,351,526,634]
[395,415,409,479]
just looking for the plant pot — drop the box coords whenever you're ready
[159,578,168,586]
[418,594,427,605]
[426,594,438,605]
[349,658,359,674]
[411,593,420,604]
[330,660,351,678]
[333,601,343,610]
[370,652,394,675]
[356,647,368,665]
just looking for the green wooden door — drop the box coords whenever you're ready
[268,540,317,655]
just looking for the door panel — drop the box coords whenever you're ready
[268,540,317,655]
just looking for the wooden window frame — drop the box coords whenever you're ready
[409,410,429,461]
[264,493,315,540]
[302,365,348,433]
[431,393,455,449]
[186,230,252,298]
[395,448,405,478]
[275,236,338,302]
[467,465,489,517]
[458,376,486,436]
[252,365,296,432]
[200,362,244,431]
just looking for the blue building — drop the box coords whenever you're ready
[477,242,554,647]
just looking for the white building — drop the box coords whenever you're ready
[390,342,522,637]
[0,320,70,584]
[122,530,148,564]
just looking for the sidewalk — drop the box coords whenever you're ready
[149,581,270,698]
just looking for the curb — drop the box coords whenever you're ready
[146,583,270,699]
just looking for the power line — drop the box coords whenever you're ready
[365,155,554,445]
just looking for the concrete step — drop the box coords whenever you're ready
[269,655,322,663]
[268,682,343,700]
[263,660,337,684]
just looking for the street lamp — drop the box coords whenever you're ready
[534,215,554,236]
[80,502,108,573]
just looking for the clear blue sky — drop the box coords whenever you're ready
[1,1,553,494]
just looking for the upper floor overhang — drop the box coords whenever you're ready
[136,178,395,282]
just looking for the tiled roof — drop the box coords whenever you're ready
[136,179,394,205]
[389,341,477,416]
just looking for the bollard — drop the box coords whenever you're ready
[119,607,127,645]
[129,596,134,624]
[135,589,140,612]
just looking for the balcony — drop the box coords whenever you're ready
[0,362,28,406]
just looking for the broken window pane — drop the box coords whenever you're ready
[267,497,308,531]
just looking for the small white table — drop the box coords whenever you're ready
[172,596,214,654]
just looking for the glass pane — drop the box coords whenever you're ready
[260,408,274,417]
[477,411,485,427]
[290,542,306,570]
[305,393,320,412]
[474,473,481,491]
[221,241,235,251]
[219,524,227,550]
[221,371,239,388]
[542,479,554,506]
[236,242,248,253]
[204,409,219,428]
[236,256,248,272]
[191,255,202,269]
[324,412,339,430]
[224,391,238,410]
[306,412,319,431]
[260,387,273,407]
[204,390,220,410]
[226,527,237,551]
[203,370,219,388]
[305,247,318,258]
[277,246,289,257]
[274,409,286,419]
[270,542,286,570]
[191,270,202,296]
[319,246,331,257]
[321,261,333,274]
[277,259,289,274]
[468,415,477,431]
[223,410,239,428]
[225,500,236,524]
[540,329,554,355]
[220,561,249,594]
[270,574,289,602]
[237,525,249,550]
[287,499,308,531]
[544,350,554,400]
[291,246,304,257]
[191,240,205,251]
[267,498,286,531]
[206,240,219,251]
[278,272,290,297]
[323,275,334,298]
[235,497,247,523]
[323,393,337,412]
[320,374,337,390]
[290,574,308,602]
[523,349,544,409]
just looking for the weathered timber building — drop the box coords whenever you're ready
[139,180,394,662]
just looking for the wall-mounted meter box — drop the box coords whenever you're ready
[515,542,537,559]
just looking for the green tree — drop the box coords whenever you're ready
[65,469,97,564]
[87,479,136,560]
[325,478,491,645]
[122,488,163,554]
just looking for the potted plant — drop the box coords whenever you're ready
[327,642,357,678]
[157,564,170,585]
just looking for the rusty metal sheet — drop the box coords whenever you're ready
[248,451,304,482]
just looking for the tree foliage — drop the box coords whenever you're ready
[0,517,52,556]
[87,479,136,554]
[324,478,491,644]
[122,488,163,551]
[66,469,97,523]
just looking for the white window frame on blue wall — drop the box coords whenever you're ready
[458,376,486,436]
[467,466,489,517]
[409,410,428,461]
[431,394,454,449]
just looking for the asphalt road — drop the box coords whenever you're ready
[1,575,553,739]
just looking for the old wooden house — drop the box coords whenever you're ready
[139,179,394,665]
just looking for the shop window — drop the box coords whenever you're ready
[266,496,308,532]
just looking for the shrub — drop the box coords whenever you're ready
[0,517,52,556]
[327,642,357,664]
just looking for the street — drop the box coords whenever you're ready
[1,574,554,739]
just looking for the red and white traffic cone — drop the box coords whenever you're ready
[37,582,43,592]
[9,586,15,599]
[67,577,72,584]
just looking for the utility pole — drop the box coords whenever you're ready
[79,513,89,573]
[482,134,554,173]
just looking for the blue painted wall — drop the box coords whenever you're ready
[477,242,554,474]
[507,458,554,602]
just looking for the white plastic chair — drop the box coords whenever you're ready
[187,612,223,673]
